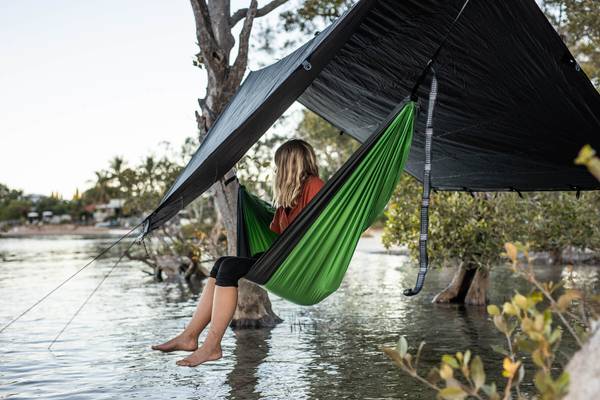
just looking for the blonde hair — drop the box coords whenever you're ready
[273,139,319,208]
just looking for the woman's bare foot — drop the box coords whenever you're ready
[175,343,222,367]
[151,333,198,352]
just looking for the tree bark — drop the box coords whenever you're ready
[464,267,489,305]
[190,0,286,328]
[549,248,564,265]
[213,169,281,327]
[433,263,489,305]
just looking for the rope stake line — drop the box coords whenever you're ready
[48,239,136,350]
[404,70,438,297]
[0,222,142,335]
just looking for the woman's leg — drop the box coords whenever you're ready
[151,257,230,352]
[175,256,256,366]
[175,286,237,366]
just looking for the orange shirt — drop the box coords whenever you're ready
[269,175,325,234]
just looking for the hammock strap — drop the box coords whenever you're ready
[404,69,438,297]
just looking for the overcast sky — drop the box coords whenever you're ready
[0,0,292,197]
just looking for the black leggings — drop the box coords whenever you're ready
[209,253,262,287]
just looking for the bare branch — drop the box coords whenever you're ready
[124,248,157,270]
[230,0,258,82]
[190,0,218,69]
[230,0,288,27]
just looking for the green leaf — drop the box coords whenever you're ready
[490,344,509,357]
[437,387,467,400]
[481,383,497,397]
[463,350,471,367]
[397,336,408,358]
[549,327,562,344]
[487,304,500,316]
[530,291,544,304]
[442,354,460,369]
[534,370,550,393]
[503,302,518,316]
[471,355,485,390]
[515,337,536,353]
[493,315,508,334]
[513,293,528,309]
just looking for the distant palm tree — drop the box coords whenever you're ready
[91,171,112,204]
[108,156,126,196]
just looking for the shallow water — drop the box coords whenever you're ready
[0,235,597,399]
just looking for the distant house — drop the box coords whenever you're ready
[42,211,53,223]
[93,198,125,223]
[27,211,39,224]
[50,214,72,224]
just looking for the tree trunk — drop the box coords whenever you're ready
[550,248,564,265]
[464,267,489,305]
[214,170,281,327]
[189,0,286,328]
[433,263,489,305]
[231,279,283,328]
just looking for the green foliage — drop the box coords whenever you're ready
[521,192,600,258]
[296,109,359,180]
[236,131,287,200]
[383,245,599,399]
[382,176,600,267]
[0,183,28,221]
[542,0,600,89]
[280,0,353,33]
[0,183,22,204]
[0,199,31,222]
[0,183,86,222]
[383,176,524,268]
[83,140,196,216]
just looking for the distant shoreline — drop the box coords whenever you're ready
[0,224,132,238]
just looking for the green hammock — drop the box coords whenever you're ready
[240,102,415,305]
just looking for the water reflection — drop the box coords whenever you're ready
[226,329,272,400]
[0,236,597,399]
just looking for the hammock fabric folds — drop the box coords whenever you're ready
[237,102,415,305]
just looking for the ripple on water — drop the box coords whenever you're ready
[0,236,596,399]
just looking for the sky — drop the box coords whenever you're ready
[0,0,292,198]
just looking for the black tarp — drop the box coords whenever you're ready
[144,0,600,234]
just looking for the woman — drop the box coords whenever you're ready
[152,139,324,367]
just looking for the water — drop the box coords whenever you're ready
[1,235,597,399]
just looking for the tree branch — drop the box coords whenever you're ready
[230,0,288,27]
[190,0,218,69]
[230,0,258,82]
[124,248,157,270]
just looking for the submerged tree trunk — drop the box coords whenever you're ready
[190,0,287,327]
[549,248,564,265]
[433,263,489,305]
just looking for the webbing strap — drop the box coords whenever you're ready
[404,70,438,297]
